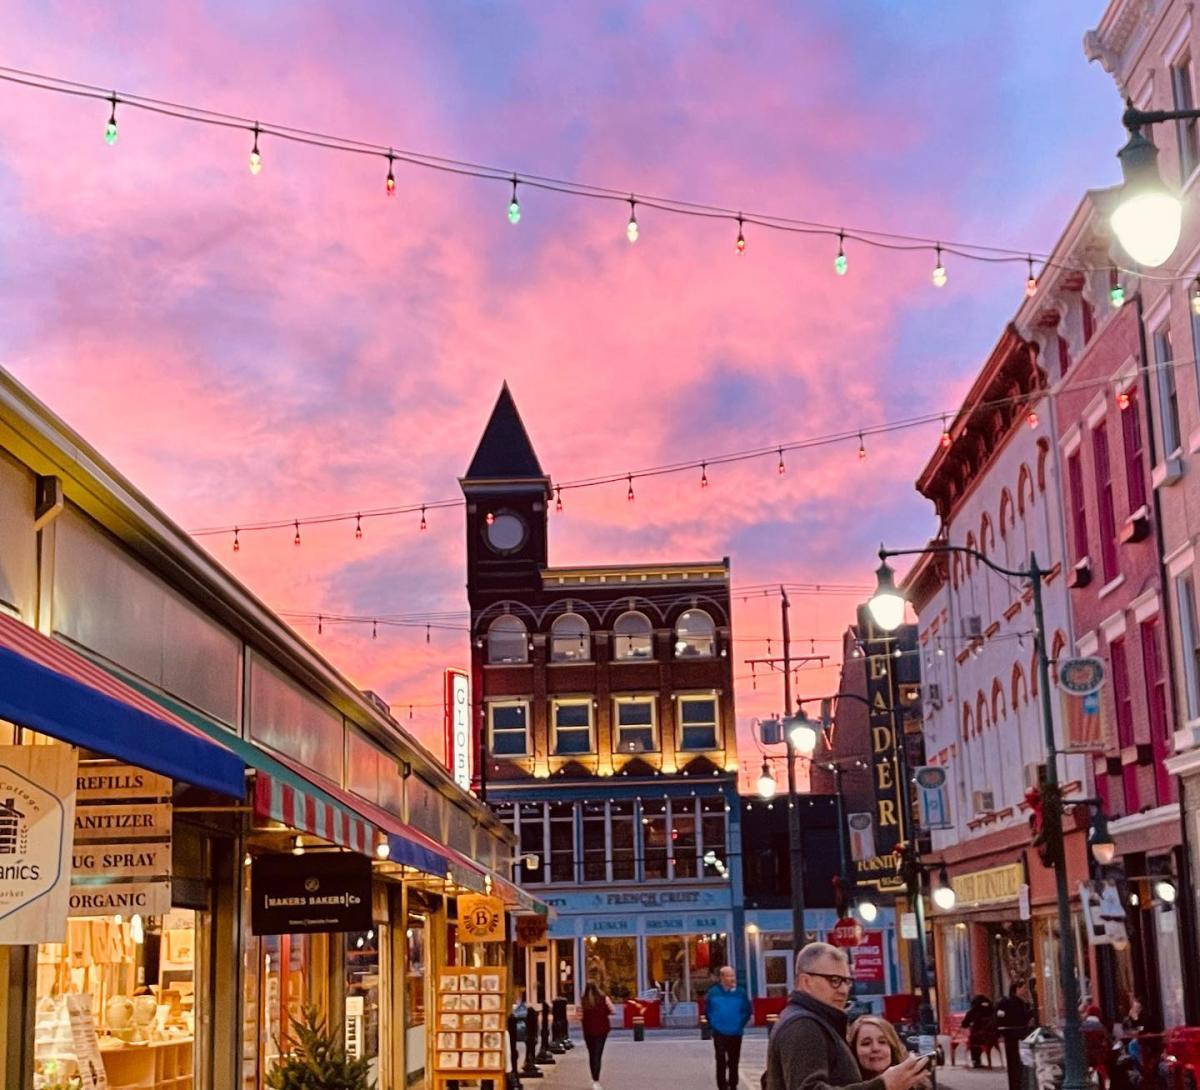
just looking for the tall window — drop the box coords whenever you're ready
[1092,422,1118,583]
[549,800,575,883]
[1110,636,1139,814]
[1121,389,1148,513]
[1177,574,1200,721]
[642,799,668,880]
[1154,324,1182,456]
[488,701,529,756]
[611,801,635,881]
[551,699,593,755]
[1081,299,1096,345]
[613,610,653,659]
[550,612,590,662]
[671,798,699,879]
[519,802,545,884]
[614,696,656,753]
[1068,452,1088,564]
[678,695,719,750]
[1174,53,1200,179]
[674,610,716,658]
[1058,334,1072,379]
[487,613,528,664]
[1142,619,1172,805]
[581,800,607,882]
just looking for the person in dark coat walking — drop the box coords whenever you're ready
[961,995,998,1068]
[580,982,613,1090]
[995,985,1033,1090]
[762,942,930,1090]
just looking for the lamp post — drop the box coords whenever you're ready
[869,543,1088,1090]
[1110,99,1200,266]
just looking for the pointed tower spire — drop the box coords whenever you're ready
[464,383,545,480]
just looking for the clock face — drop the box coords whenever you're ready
[485,512,526,553]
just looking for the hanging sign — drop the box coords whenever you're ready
[915,766,952,830]
[1059,657,1108,752]
[1018,883,1031,921]
[458,894,506,942]
[848,813,876,862]
[444,668,473,792]
[900,912,918,940]
[1079,880,1128,947]
[0,744,77,944]
[251,852,372,935]
[516,915,549,946]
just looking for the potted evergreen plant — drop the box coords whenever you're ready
[266,1006,375,1090]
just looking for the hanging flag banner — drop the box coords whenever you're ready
[0,744,77,944]
[915,766,952,830]
[1058,657,1108,753]
[848,813,876,863]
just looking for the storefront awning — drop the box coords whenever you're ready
[253,768,375,856]
[0,614,245,797]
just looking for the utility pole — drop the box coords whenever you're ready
[781,586,806,955]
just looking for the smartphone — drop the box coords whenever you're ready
[918,1052,937,1071]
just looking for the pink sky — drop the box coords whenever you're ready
[0,1,1123,780]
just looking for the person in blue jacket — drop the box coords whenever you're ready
[705,965,753,1090]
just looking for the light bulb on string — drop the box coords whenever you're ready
[735,215,746,255]
[233,528,240,553]
[372,619,378,640]
[626,474,635,503]
[940,416,952,449]
[932,244,947,287]
[104,93,118,145]
[1111,283,1125,309]
[777,448,786,475]
[1117,387,1131,411]
[1025,256,1037,298]
[486,511,495,526]
[419,505,427,532]
[834,231,847,276]
[1027,408,1039,429]
[355,514,363,540]
[385,151,396,196]
[555,485,563,512]
[700,462,709,489]
[293,520,301,547]
[858,432,867,461]
[249,124,262,175]
[626,198,639,243]
[507,176,521,224]
[317,615,323,636]
[1191,276,1200,317]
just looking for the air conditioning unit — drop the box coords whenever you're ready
[972,790,995,814]
[1023,762,1046,790]
[962,616,983,639]
[926,683,943,706]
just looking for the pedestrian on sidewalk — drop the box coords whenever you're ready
[961,995,998,1069]
[762,942,929,1090]
[581,982,614,1090]
[706,965,753,1090]
[995,984,1033,1090]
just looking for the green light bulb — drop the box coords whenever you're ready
[105,120,118,146]
[508,198,521,225]
[834,252,847,276]
[1111,285,1125,309]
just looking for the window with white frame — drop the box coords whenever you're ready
[1174,52,1200,180]
[1177,573,1200,720]
[550,612,591,662]
[678,695,719,750]
[674,609,716,658]
[552,698,593,755]
[614,696,656,753]
[613,610,653,660]
[1155,324,1182,456]
[488,700,529,756]
[487,613,528,664]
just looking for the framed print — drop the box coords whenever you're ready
[461,1052,481,1069]
[439,974,459,992]
[481,973,501,992]
[461,1032,482,1050]
[461,1014,482,1031]
[442,994,461,1010]
[436,1032,458,1050]
[460,993,480,1011]
[484,1051,502,1069]
[439,1013,460,1030]
[461,973,479,992]
[482,1032,503,1051]
[482,1014,501,1031]
[438,1052,460,1069]
[480,993,501,1011]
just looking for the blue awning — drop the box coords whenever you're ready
[0,614,246,798]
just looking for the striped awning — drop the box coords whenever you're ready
[253,769,375,855]
[0,613,245,797]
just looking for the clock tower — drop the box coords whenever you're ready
[459,384,551,612]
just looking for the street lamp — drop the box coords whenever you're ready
[757,759,777,801]
[856,895,879,923]
[786,709,820,756]
[1089,810,1116,867]
[870,543,1089,1090]
[932,863,957,911]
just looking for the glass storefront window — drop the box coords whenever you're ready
[584,936,637,1000]
[1155,903,1186,1029]
[549,800,575,883]
[611,802,635,882]
[36,910,199,1090]
[582,801,607,882]
[643,800,668,880]
[688,934,726,1002]
[519,803,545,884]
[671,799,698,879]
[646,935,687,1010]
[405,912,427,1088]
[942,922,972,1014]
[346,928,380,1086]
[763,934,793,997]
[701,796,727,874]
[554,939,577,1003]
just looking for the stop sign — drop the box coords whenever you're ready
[829,917,864,948]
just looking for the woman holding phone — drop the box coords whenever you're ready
[850,1017,932,1085]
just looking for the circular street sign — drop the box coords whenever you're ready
[1058,656,1105,696]
[829,916,864,948]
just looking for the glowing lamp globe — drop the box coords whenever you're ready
[787,714,819,756]
[1155,879,1178,905]
[868,560,906,632]
[932,884,957,910]
[856,899,878,923]
[1112,126,1183,267]
[757,761,777,801]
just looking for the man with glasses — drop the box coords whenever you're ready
[763,943,929,1090]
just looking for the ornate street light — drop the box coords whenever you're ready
[757,759,777,801]
[1089,810,1116,866]
[856,896,879,923]
[932,863,957,911]
[868,559,906,632]
[1112,121,1183,267]
[785,709,820,756]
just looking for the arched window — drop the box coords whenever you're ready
[487,614,528,665]
[977,692,990,734]
[674,609,716,658]
[962,704,973,741]
[1017,463,1035,517]
[980,514,995,559]
[613,611,653,660]
[992,677,1007,721]
[1012,662,1028,708]
[965,532,977,574]
[550,612,591,662]
[1036,438,1051,492]
[999,489,1015,539]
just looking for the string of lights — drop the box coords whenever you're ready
[191,349,1198,551]
[11,63,1200,291]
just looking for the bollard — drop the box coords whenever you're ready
[507,1012,523,1090]
[522,1006,543,1079]
[633,1016,646,1043]
[536,1003,556,1064]
[701,1015,711,1041]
